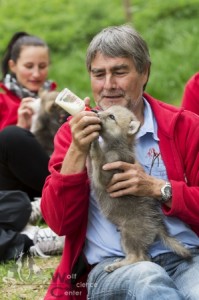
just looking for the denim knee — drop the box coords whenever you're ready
[87,258,184,300]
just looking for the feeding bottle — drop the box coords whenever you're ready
[55,88,90,115]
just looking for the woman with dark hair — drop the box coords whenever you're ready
[0,32,65,262]
[0,31,56,129]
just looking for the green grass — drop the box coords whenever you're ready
[0,256,61,300]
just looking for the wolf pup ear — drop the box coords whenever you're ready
[128,120,140,135]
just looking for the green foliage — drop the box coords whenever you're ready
[0,0,199,106]
[134,0,199,104]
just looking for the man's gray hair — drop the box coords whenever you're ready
[86,24,151,74]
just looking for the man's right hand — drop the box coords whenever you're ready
[69,110,101,153]
[61,103,101,175]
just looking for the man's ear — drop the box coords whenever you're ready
[128,120,140,135]
[8,59,16,74]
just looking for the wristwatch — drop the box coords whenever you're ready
[160,181,172,204]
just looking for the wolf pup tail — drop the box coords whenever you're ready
[161,233,192,259]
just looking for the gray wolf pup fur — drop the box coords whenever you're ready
[89,105,191,272]
[34,91,69,156]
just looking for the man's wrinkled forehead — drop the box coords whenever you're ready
[90,53,135,73]
[91,64,130,75]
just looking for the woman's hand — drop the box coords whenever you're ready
[103,161,165,199]
[16,97,37,129]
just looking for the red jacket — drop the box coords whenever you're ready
[0,81,57,130]
[41,93,199,300]
[181,72,199,115]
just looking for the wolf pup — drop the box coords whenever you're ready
[89,105,191,272]
[33,91,69,156]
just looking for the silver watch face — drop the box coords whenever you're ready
[161,183,172,202]
[164,185,171,197]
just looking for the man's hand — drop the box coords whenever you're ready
[103,161,165,199]
[61,97,101,174]
[69,110,101,154]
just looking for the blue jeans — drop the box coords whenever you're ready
[87,248,199,299]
